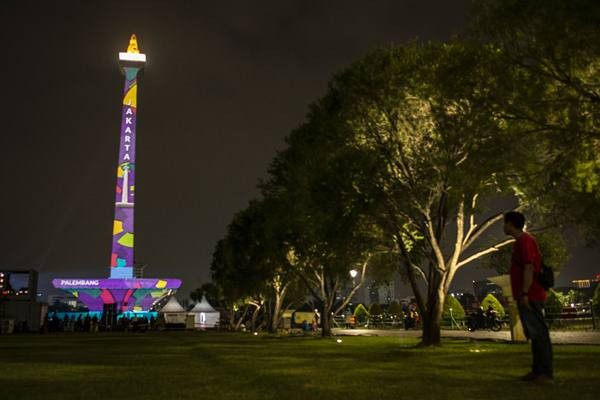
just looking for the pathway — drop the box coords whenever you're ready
[332,328,600,345]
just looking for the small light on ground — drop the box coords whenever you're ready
[253,332,258,336]
[336,339,342,343]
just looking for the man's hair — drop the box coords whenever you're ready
[504,211,525,230]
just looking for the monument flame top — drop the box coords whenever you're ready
[119,34,146,63]
[127,34,140,53]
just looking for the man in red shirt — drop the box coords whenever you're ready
[504,211,553,385]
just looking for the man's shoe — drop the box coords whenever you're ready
[532,375,554,385]
[520,372,537,381]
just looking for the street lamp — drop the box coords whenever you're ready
[346,269,359,306]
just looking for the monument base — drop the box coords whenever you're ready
[52,278,182,312]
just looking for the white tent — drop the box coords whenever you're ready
[189,296,220,329]
[159,296,187,324]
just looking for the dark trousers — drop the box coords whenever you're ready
[518,301,553,378]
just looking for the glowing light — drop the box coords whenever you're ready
[119,34,146,63]
[127,34,140,53]
[336,339,342,343]
[119,52,146,62]
[253,332,258,336]
[349,269,358,278]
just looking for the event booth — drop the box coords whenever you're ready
[189,296,220,329]
[159,296,187,324]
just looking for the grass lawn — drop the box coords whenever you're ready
[0,332,598,400]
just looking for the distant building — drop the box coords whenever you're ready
[365,280,395,305]
[48,293,86,311]
[571,274,599,290]
[572,279,592,289]
[0,269,47,333]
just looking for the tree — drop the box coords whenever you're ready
[468,0,600,242]
[443,295,466,321]
[480,294,505,319]
[190,282,222,307]
[323,42,526,345]
[262,98,389,337]
[210,200,301,332]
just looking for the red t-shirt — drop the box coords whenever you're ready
[509,232,546,302]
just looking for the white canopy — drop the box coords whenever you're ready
[190,296,217,313]
[189,296,219,328]
[160,296,186,313]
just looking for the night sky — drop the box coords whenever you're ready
[1,1,597,299]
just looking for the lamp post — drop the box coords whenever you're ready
[348,269,358,301]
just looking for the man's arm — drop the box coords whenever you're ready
[519,263,534,308]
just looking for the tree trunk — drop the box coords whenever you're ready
[250,304,261,332]
[318,274,338,337]
[234,305,249,331]
[269,290,283,334]
[321,305,332,337]
[421,289,445,346]
[228,305,235,331]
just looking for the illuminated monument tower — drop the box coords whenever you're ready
[111,34,143,279]
[53,35,182,313]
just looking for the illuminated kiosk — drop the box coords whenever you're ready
[52,35,181,313]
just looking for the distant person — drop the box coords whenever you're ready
[311,319,318,332]
[301,319,310,332]
[504,211,553,385]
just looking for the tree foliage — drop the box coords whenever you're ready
[469,0,600,242]
[261,91,389,336]
[544,289,564,319]
[319,41,527,345]
[210,200,301,332]
[203,0,599,346]
[190,282,221,307]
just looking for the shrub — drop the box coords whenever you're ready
[544,289,563,320]
[443,295,465,320]
[369,303,383,316]
[481,294,505,319]
[387,301,403,318]
[353,303,369,323]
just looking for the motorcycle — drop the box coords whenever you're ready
[467,309,502,332]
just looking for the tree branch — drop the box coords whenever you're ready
[424,211,446,272]
[456,238,515,269]
[462,211,505,251]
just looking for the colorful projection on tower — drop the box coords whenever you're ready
[111,34,141,279]
[51,35,182,312]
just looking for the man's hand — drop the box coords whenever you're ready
[519,294,531,310]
